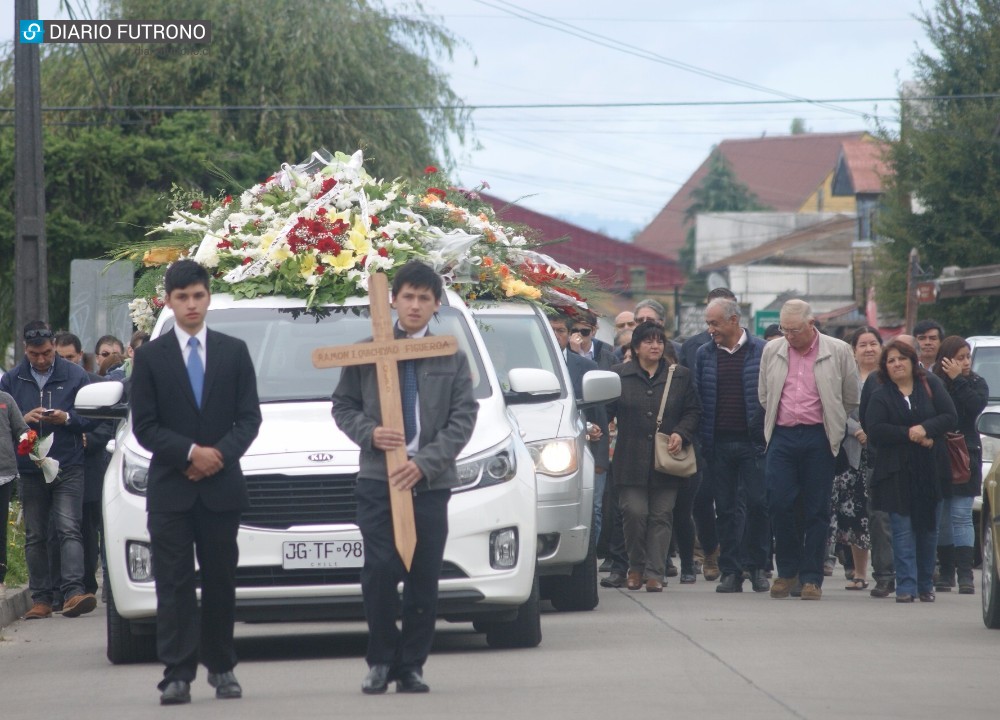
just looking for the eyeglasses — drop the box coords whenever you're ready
[98,350,118,358]
[572,327,592,336]
[778,325,808,336]
[24,329,53,340]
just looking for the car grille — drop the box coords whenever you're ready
[243,473,357,529]
[217,562,468,587]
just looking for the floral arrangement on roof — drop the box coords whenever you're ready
[123,149,591,333]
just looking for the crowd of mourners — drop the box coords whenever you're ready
[582,296,986,603]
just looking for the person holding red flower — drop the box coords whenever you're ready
[0,389,29,590]
[0,321,98,618]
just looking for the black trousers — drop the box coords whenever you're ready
[355,479,450,674]
[147,499,240,690]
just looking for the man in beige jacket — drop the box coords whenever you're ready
[758,300,859,601]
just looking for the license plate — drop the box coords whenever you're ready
[282,538,364,569]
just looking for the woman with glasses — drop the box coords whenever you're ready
[865,340,957,603]
[932,336,988,594]
[607,322,700,591]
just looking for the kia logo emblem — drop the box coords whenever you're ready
[307,452,334,462]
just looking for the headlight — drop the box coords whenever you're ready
[526,438,578,477]
[453,439,518,492]
[123,446,150,496]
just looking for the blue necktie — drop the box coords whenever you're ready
[402,360,417,444]
[187,337,204,408]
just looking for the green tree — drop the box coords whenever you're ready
[680,151,769,298]
[0,114,276,351]
[876,0,1000,334]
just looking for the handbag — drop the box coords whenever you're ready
[653,365,698,477]
[945,432,971,484]
[920,376,971,484]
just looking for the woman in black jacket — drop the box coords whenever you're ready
[865,339,957,603]
[932,336,989,594]
[608,322,700,592]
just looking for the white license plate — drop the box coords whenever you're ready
[282,538,364,570]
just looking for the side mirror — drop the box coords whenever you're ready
[75,382,128,420]
[977,410,1000,438]
[506,368,561,404]
[579,370,621,408]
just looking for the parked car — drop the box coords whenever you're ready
[75,289,542,663]
[975,410,1000,628]
[966,336,1000,563]
[471,302,621,611]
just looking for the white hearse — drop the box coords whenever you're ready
[76,289,542,663]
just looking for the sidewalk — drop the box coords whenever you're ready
[0,584,32,629]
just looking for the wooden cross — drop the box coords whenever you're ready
[312,272,458,570]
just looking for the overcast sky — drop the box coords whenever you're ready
[6,1,932,238]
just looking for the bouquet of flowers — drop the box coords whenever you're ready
[17,429,60,483]
[122,150,591,333]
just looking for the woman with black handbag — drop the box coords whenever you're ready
[933,336,989,594]
[608,322,700,592]
[865,339,957,603]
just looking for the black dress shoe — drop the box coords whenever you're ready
[600,571,626,588]
[362,664,393,695]
[716,573,744,593]
[919,591,936,603]
[396,670,430,693]
[159,680,191,705]
[208,670,242,699]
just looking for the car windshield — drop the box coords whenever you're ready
[475,312,567,399]
[159,306,491,403]
[972,345,1000,402]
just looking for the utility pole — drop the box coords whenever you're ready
[14,0,49,358]
[904,247,919,334]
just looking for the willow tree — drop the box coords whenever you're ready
[876,0,1000,334]
[0,0,472,350]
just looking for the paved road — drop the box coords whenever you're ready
[1,575,996,719]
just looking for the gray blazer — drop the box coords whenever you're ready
[331,330,479,491]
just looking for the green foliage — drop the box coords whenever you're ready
[876,0,1000,335]
[0,114,276,345]
[681,152,770,298]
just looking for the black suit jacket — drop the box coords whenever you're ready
[131,328,262,513]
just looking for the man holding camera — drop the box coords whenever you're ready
[0,321,96,619]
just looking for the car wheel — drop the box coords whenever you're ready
[982,515,1000,629]
[106,583,158,664]
[485,575,542,649]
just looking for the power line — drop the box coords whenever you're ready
[0,95,992,114]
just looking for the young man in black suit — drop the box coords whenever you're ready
[332,261,478,695]
[130,260,262,705]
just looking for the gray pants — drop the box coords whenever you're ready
[868,496,895,581]
[620,482,679,581]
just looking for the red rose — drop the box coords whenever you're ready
[378,247,389,258]
[190,200,203,211]
[317,207,328,216]
[315,177,338,198]
[242,257,253,265]
[223,194,233,206]
[370,215,379,227]
[424,165,438,174]
[316,265,326,275]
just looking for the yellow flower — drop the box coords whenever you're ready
[501,276,542,300]
[325,250,356,273]
[348,218,371,255]
[142,247,184,267]
[298,253,317,279]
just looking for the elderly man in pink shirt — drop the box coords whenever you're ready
[758,299,860,601]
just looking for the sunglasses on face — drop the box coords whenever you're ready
[572,327,592,336]
[24,329,53,340]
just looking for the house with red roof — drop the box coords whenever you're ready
[480,193,685,322]
[634,131,876,262]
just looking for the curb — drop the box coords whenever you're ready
[0,586,32,629]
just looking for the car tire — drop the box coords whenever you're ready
[546,544,599,612]
[485,575,542,649]
[106,583,158,664]
[982,514,1000,629]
